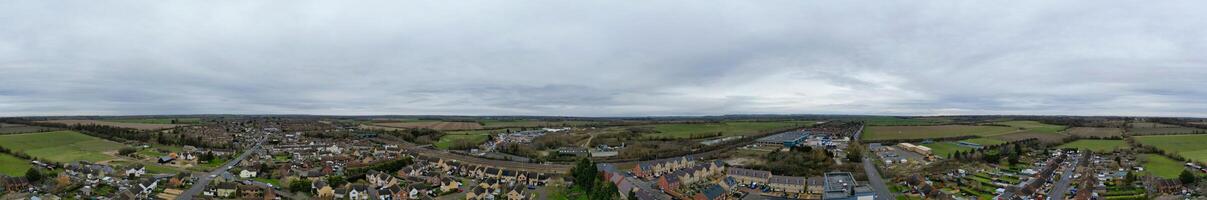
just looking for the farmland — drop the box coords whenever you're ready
[479,120,598,128]
[0,131,126,163]
[1066,127,1124,138]
[0,123,61,134]
[1127,122,1206,135]
[371,121,483,131]
[994,121,1067,133]
[960,138,1005,146]
[922,142,971,159]
[1134,134,1207,162]
[1057,140,1127,152]
[861,116,950,126]
[1140,154,1184,179]
[640,121,813,139]
[992,132,1068,143]
[38,120,186,130]
[0,153,30,176]
[102,118,203,124]
[863,125,1018,141]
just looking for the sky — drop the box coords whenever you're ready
[1,1,1206,117]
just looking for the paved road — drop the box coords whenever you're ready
[176,137,264,200]
[863,157,894,200]
[1047,155,1079,200]
[373,137,572,174]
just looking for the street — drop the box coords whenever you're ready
[1047,154,1080,200]
[176,137,264,200]
[863,157,894,200]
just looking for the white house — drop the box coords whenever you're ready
[126,166,146,178]
[239,169,259,178]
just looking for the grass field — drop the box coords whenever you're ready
[0,153,31,176]
[641,121,812,139]
[0,125,61,134]
[1129,122,1183,128]
[1140,154,1184,179]
[992,132,1069,143]
[861,116,951,126]
[863,125,1018,141]
[0,131,126,163]
[1067,127,1124,137]
[434,133,490,149]
[995,121,1067,133]
[961,138,1005,146]
[1135,134,1207,163]
[1057,140,1127,152]
[922,142,972,159]
[103,118,203,124]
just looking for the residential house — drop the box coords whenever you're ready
[240,169,259,179]
[216,182,238,198]
[768,175,806,193]
[349,184,371,200]
[441,177,462,192]
[138,179,159,198]
[506,185,528,200]
[693,184,728,200]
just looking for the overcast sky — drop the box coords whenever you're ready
[2,1,1206,117]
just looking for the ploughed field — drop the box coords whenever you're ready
[1066,127,1124,137]
[1127,122,1206,135]
[371,121,483,131]
[1134,134,1207,163]
[0,131,126,163]
[863,125,1018,141]
[38,119,187,130]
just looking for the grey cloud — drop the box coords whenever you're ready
[2,0,1206,117]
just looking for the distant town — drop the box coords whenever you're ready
[0,115,1205,200]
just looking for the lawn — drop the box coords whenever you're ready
[641,121,813,139]
[863,125,1018,141]
[922,142,972,159]
[1135,134,1207,163]
[434,133,490,149]
[995,121,1067,133]
[0,153,31,176]
[1058,140,1127,152]
[960,138,1005,146]
[1140,154,1183,179]
[103,118,203,124]
[0,131,126,163]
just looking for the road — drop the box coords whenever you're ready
[373,137,572,174]
[863,157,894,200]
[176,137,264,200]
[1047,155,1080,200]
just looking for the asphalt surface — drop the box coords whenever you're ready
[176,137,264,200]
[1047,155,1080,200]
[863,157,895,200]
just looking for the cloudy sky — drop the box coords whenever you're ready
[1,1,1205,117]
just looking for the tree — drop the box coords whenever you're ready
[628,190,638,200]
[119,147,138,156]
[327,176,348,188]
[1179,170,1197,184]
[56,174,71,188]
[290,178,313,194]
[845,142,864,162]
[25,168,42,182]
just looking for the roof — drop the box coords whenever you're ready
[727,168,771,179]
[700,184,727,200]
[769,175,805,185]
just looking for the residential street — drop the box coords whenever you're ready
[863,157,894,200]
[176,137,264,200]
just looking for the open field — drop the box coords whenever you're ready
[1134,134,1207,163]
[861,116,951,126]
[0,124,61,134]
[1057,140,1127,152]
[863,125,1018,141]
[992,132,1069,143]
[995,121,1067,133]
[1129,122,1183,128]
[960,138,1005,146]
[1140,154,1183,179]
[479,120,598,128]
[1067,127,1124,138]
[435,133,490,149]
[38,120,186,130]
[103,118,203,124]
[922,142,972,159]
[640,121,812,139]
[371,121,483,131]
[0,153,31,176]
[0,131,126,163]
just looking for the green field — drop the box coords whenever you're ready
[434,133,490,149]
[862,116,951,126]
[0,131,126,163]
[642,121,813,139]
[479,120,598,128]
[864,125,1018,141]
[995,121,1066,133]
[0,153,31,176]
[103,118,203,124]
[1134,134,1207,163]
[922,142,972,159]
[1140,154,1183,179]
[960,138,1005,146]
[1057,140,1127,152]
